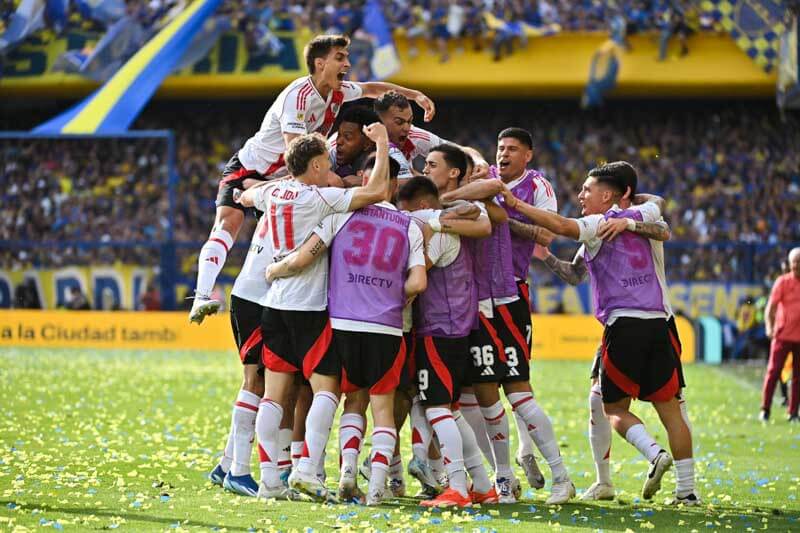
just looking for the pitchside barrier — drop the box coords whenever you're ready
[0,310,695,363]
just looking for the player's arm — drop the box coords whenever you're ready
[441,200,481,220]
[508,218,555,246]
[346,123,391,210]
[265,235,328,281]
[632,193,666,213]
[459,146,490,180]
[440,178,503,203]
[236,180,279,209]
[500,187,581,240]
[597,218,671,241]
[537,246,588,286]
[357,82,436,121]
[431,213,491,238]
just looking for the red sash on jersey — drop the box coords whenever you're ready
[318,90,344,136]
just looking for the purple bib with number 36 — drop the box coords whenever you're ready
[585,208,664,325]
[329,206,410,329]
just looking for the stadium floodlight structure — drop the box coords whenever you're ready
[0,130,183,310]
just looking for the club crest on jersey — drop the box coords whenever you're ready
[296,112,304,121]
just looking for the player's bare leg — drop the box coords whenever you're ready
[255,369,295,499]
[190,206,243,324]
[503,380,574,504]
[338,390,368,502]
[366,391,398,505]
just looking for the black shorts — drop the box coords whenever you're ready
[494,297,532,383]
[335,329,406,395]
[415,335,470,406]
[216,153,266,213]
[600,317,680,404]
[516,279,531,311]
[468,312,508,383]
[667,316,686,389]
[398,331,417,391]
[230,295,265,369]
[261,307,339,379]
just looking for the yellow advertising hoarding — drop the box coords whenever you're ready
[0,310,695,363]
[1,30,774,98]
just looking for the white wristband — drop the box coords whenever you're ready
[429,217,442,232]
[626,218,636,231]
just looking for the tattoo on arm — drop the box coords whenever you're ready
[508,219,541,241]
[308,239,325,257]
[543,253,588,286]
[633,221,670,241]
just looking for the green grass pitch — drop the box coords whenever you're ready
[0,348,798,532]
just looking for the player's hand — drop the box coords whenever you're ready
[414,91,436,122]
[597,218,629,241]
[471,160,490,181]
[232,188,243,204]
[363,122,389,144]
[265,263,278,282]
[499,185,518,209]
[532,244,549,261]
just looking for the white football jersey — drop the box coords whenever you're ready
[253,179,354,311]
[238,76,363,175]
[231,214,274,304]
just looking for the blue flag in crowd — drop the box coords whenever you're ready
[0,0,46,54]
[74,0,126,26]
[45,0,70,32]
[174,16,231,72]
[79,16,145,82]
[362,0,400,80]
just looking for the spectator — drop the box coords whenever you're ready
[64,286,91,310]
[760,247,800,422]
[140,281,162,310]
[732,296,758,360]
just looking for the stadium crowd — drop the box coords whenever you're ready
[2,101,797,286]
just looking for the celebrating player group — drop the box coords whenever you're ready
[194,34,699,508]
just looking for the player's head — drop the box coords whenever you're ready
[305,34,351,89]
[285,133,331,185]
[579,161,638,215]
[496,127,533,180]
[360,154,401,201]
[374,91,413,145]
[424,144,468,193]
[397,176,441,212]
[789,247,800,278]
[336,106,380,165]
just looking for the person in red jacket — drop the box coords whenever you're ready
[761,247,800,422]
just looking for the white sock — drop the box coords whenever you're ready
[459,392,496,471]
[339,413,365,474]
[290,441,303,469]
[430,454,445,480]
[196,229,233,297]
[624,423,662,462]
[389,455,404,480]
[230,390,259,476]
[588,384,612,485]
[219,418,235,473]
[426,408,467,497]
[317,448,327,481]
[454,410,493,494]
[258,443,269,478]
[509,392,568,482]
[277,428,292,472]
[514,409,535,457]
[481,401,512,478]
[368,427,398,495]
[674,458,696,497]
[298,391,339,476]
[678,393,693,435]
[255,398,283,486]
[410,396,433,461]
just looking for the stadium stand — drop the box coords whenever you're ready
[2,99,797,288]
